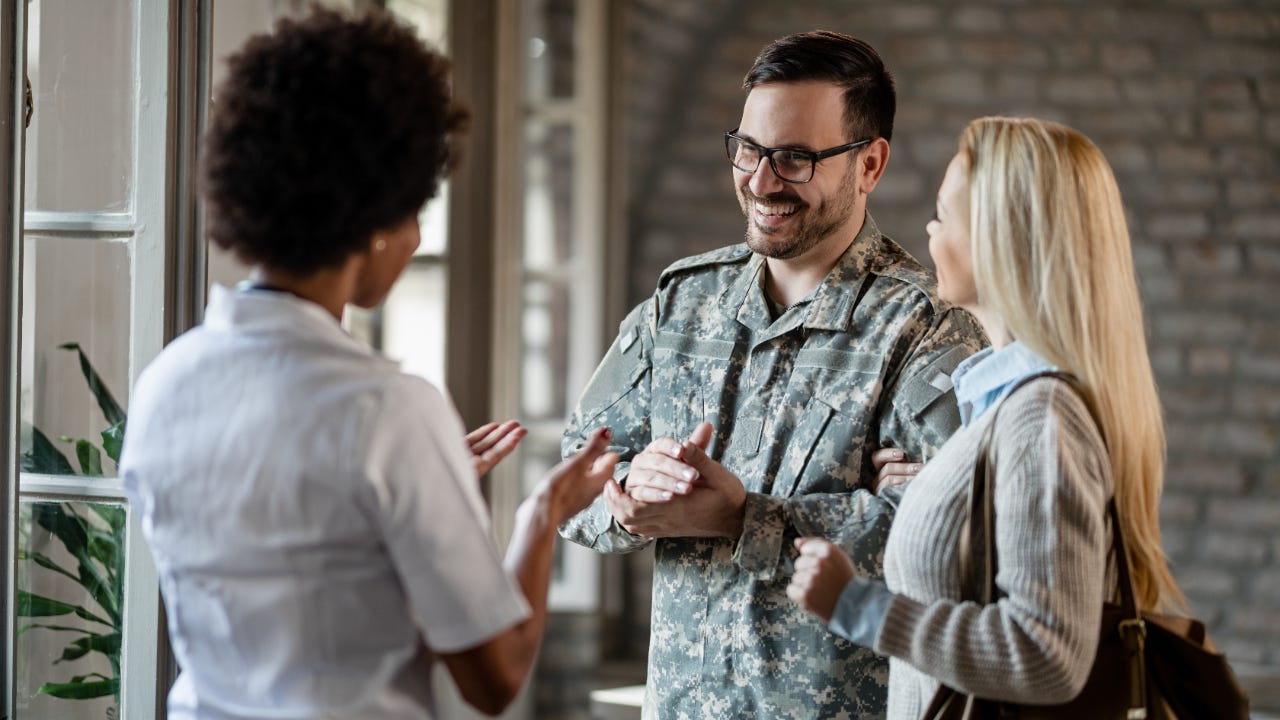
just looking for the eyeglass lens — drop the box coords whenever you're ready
[726,136,813,183]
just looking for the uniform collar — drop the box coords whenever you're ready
[724,212,883,333]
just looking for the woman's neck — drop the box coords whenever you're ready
[250,262,362,321]
[965,303,1012,350]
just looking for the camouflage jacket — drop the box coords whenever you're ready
[561,215,987,719]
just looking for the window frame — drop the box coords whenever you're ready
[0,1,211,716]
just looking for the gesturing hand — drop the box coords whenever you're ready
[537,427,619,524]
[787,537,856,623]
[466,420,527,477]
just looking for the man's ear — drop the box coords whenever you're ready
[857,138,891,195]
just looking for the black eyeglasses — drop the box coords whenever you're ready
[724,131,872,184]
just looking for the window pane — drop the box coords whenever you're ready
[523,123,575,271]
[381,263,447,389]
[387,0,449,48]
[520,281,570,421]
[15,499,128,719]
[20,236,131,479]
[524,0,576,101]
[416,185,449,257]
[25,0,136,213]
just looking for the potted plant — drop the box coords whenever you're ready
[17,343,127,705]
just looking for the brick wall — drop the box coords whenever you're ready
[617,0,1280,689]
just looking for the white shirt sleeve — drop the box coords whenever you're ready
[363,374,530,653]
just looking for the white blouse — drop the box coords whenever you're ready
[121,285,529,720]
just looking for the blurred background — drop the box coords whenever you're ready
[5,0,1277,718]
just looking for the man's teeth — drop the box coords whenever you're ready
[756,203,798,217]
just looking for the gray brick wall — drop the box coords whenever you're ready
[615,0,1280,688]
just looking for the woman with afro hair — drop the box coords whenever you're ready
[120,8,614,718]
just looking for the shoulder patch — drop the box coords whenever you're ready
[656,243,752,288]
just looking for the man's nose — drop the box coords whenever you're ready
[748,158,786,197]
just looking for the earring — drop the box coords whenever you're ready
[374,239,387,251]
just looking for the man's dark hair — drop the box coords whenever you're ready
[743,30,895,144]
[202,7,468,274]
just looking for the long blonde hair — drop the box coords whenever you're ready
[958,117,1184,612]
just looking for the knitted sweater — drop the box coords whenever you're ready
[875,377,1115,719]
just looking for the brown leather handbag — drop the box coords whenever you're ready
[921,372,1250,720]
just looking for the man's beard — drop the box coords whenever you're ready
[738,166,859,260]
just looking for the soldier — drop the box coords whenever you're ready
[560,31,986,718]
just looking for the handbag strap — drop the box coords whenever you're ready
[959,370,1150,717]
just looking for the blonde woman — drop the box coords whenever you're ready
[787,116,1184,718]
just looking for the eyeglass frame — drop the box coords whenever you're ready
[724,130,873,184]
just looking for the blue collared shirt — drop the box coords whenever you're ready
[951,340,1056,427]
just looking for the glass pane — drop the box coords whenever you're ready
[25,0,136,212]
[416,184,449,257]
[15,499,128,719]
[387,0,449,49]
[388,0,450,256]
[524,0,576,101]
[20,236,131,479]
[381,263,447,389]
[523,123,575,270]
[520,281,571,421]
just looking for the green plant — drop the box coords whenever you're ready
[17,342,126,702]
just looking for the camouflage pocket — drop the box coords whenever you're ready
[773,364,883,498]
[651,330,733,441]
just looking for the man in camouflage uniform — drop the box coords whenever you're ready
[560,31,985,718]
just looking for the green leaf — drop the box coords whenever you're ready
[85,527,121,581]
[17,622,93,636]
[59,343,126,426]
[101,420,126,464]
[75,439,103,477]
[30,503,121,624]
[88,501,127,534]
[54,632,121,664]
[33,503,88,559]
[21,550,82,585]
[20,426,76,475]
[16,589,78,617]
[71,604,115,629]
[35,678,119,699]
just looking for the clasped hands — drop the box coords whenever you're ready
[604,422,747,540]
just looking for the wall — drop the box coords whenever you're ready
[616,0,1280,697]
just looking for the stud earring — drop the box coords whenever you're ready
[375,239,387,251]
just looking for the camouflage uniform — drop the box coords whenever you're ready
[561,214,986,719]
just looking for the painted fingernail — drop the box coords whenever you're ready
[676,482,689,493]
[662,491,672,500]
[682,469,696,481]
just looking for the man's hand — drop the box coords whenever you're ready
[604,422,746,539]
[872,447,922,494]
[622,436,699,503]
[467,420,527,477]
[787,537,856,623]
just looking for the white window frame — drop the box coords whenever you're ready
[2,1,209,716]
[488,0,614,612]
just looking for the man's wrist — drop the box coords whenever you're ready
[718,493,746,539]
